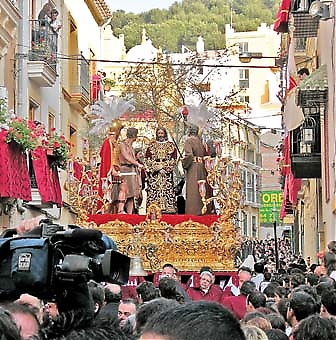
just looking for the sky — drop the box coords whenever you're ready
[107,0,178,13]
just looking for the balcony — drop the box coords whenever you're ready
[64,54,90,111]
[291,109,321,178]
[28,20,58,87]
[0,0,21,57]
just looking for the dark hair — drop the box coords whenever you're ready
[136,281,161,303]
[247,291,266,309]
[119,298,137,307]
[306,273,319,286]
[289,272,306,288]
[274,286,288,299]
[142,300,246,340]
[158,277,185,304]
[264,272,272,281]
[156,127,168,140]
[241,311,265,323]
[321,289,336,316]
[265,329,289,340]
[266,313,286,332]
[135,298,178,336]
[289,291,318,322]
[276,298,290,322]
[316,281,335,298]
[162,263,177,272]
[264,282,280,298]
[126,127,138,138]
[240,280,256,297]
[104,287,122,304]
[297,68,309,76]
[292,285,319,305]
[254,262,264,274]
[88,281,105,314]
[293,314,336,340]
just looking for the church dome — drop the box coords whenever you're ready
[126,39,158,62]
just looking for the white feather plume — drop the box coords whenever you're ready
[87,96,134,135]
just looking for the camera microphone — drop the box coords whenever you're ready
[55,228,102,241]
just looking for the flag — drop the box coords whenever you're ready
[283,38,304,131]
[273,0,290,33]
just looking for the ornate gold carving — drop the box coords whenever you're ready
[98,204,239,272]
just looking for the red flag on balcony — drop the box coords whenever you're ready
[283,38,304,131]
[279,133,302,220]
[274,0,290,33]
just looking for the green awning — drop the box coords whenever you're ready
[299,64,328,91]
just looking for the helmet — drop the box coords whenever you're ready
[109,119,124,134]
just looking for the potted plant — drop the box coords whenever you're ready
[103,77,115,92]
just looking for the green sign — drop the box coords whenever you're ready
[259,191,283,224]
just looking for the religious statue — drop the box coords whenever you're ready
[98,119,127,213]
[145,127,177,214]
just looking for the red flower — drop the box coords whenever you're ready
[51,128,56,132]
[53,141,61,148]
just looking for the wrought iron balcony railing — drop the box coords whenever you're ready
[70,54,90,99]
[30,20,58,71]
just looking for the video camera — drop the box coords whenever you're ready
[0,219,130,301]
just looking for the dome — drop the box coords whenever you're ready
[126,39,158,62]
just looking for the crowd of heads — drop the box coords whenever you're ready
[1,239,336,340]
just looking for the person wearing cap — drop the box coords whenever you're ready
[145,127,177,214]
[98,119,127,213]
[182,124,208,215]
[119,127,144,214]
[186,269,222,303]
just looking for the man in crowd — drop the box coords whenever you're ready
[119,127,143,214]
[145,127,177,214]
[286,291,319,332]
[186,269,222,303]
[223,266,252,297]
[221,280,256,320]
[117,298,137,329]
[140,300,246,340]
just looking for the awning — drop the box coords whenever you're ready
[298,64,328,107]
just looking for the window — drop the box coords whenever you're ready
[239,95,250,103]
[252,216,257,238]
[29,99,39,121]
[238,42,248,54]
[48,113,55,134]
[239,69,249,89]
[295,38,307,53]
[242,212,248,236]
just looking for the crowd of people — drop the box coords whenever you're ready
[1,239,336,339]
[98,121,211,216]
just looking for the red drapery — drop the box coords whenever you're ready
[31,146,62,207]
[280,134,302,219]
[0,131,32,201]
[89,213,219,227]
[273,0,291,33]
